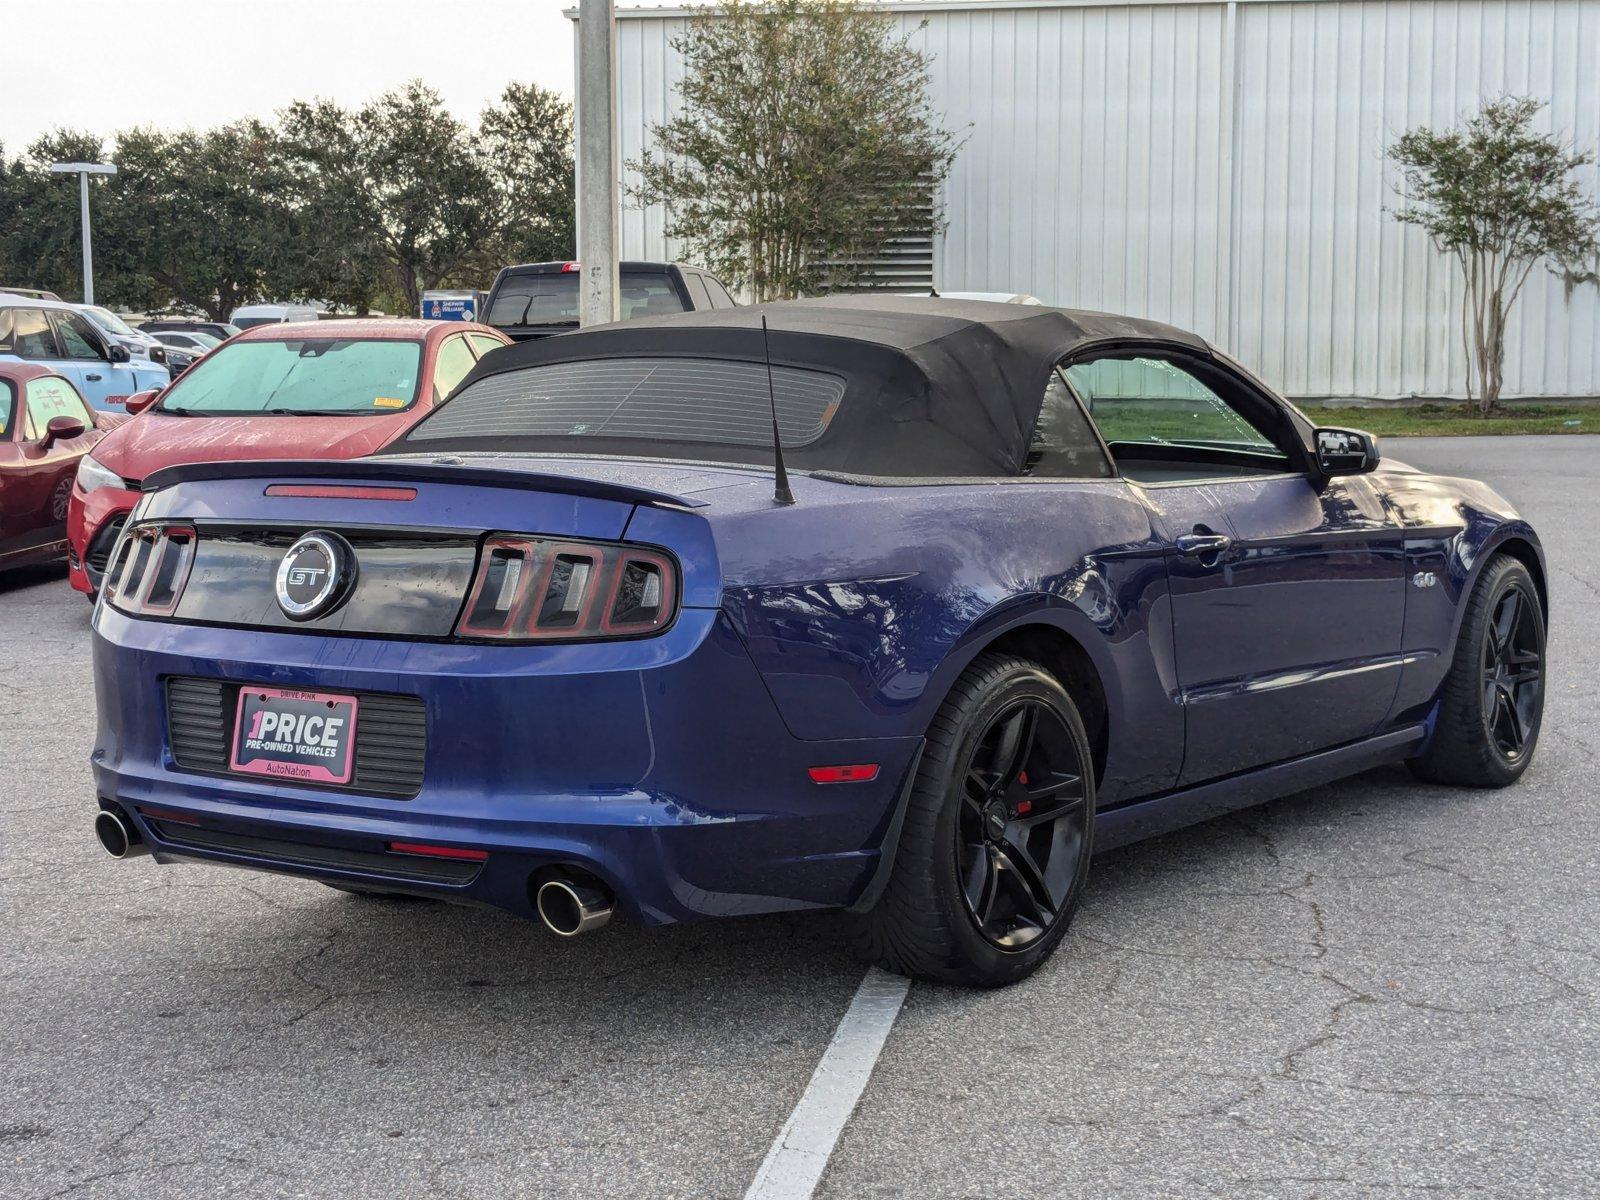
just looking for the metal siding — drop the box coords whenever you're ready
[614,1,1600,399]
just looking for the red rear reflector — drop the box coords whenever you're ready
[388,841,489,861]
[138,805,201,826]
[808,764,881,784]
[265,485,418,501]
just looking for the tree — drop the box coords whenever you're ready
[106,122,296,320]
[0,130,122,303]
[1389,97,1600,413]
[279,81,501,314]
[477,82,576,270]
[627,0,959,301]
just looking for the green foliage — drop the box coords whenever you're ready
[107,122,297,320]
[479,82,576,271]
[1,130,117,301]
[0,80,575,319]
[280,81,502,314]
[627,0,959,301]
[1298,403,1594,437]
[1389,97,1600,413]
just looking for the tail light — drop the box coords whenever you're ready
[457,536,678,641]
[104,524,196,616]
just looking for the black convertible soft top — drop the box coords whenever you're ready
[391,295,1209,478]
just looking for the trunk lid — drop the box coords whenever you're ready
[125,458,724,639]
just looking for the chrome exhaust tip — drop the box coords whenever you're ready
[94,807,147,859]
[535,873,615,937]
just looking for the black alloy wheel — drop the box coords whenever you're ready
[1480,583,1543,760]
[957,698,1089,949]
[852,652,1096,987]
[1410,554,1547,788]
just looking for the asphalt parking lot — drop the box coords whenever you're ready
[4,435,1598,1200]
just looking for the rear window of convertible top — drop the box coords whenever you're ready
[408,357,846,450]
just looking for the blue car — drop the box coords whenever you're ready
[88,298,1547,986]
[0,295,168,413]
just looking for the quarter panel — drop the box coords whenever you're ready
[714,479,1184,804]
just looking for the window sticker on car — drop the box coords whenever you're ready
[373,396,406,409]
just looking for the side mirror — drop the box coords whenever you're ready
[106,342,131,364]
[124,389,161,415]
[1313,427,1379,476]
[41,415,87,449]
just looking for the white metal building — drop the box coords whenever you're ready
[603,0,1600,401]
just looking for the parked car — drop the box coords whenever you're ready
[0,295,169,413]
[83,297,1547,987]
[0,363,123,573]
[67,318,509,596]
[229,303,323,329]
[483,260,737,342]
[76,305,170,370]
[147,330,219,375]
[154,331,220,350]
[140,319,241,342]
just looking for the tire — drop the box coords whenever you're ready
[851,652,1096,987]
[1409,555,1546,788]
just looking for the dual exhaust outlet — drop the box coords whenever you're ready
[94,806,148,860]
[533,871,614,938]
[94,805,614,938]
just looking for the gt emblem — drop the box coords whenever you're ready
[1412,571,1438,589]
[275,532,356,620]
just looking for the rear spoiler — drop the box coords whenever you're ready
[141,457,707,510]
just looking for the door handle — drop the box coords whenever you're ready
[85,373,103,381]
[1175,532,1233,557]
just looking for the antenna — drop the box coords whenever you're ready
[761,315,796,506]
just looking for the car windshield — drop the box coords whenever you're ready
[486,271,686,327]
[85,307,138,337]
[156,338,422,416]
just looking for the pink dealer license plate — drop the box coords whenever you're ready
[230,687,360,785]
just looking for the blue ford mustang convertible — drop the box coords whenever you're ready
[89,297,1547,986]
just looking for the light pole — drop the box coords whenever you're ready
[575,0,619,327]
[49,162,117,305]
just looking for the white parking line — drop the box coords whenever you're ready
[744,967,912,1200]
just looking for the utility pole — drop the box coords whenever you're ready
[49,162,118,305]
[576,0,620,327]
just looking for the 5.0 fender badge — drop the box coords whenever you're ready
[276,531,357,620]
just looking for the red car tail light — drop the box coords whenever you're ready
[456,537,680,642]
[104,524,197,616]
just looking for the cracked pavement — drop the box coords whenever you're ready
[4,436,1597,1198]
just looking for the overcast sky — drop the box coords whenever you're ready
[3,0,595,151]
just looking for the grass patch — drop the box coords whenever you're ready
[1298,403,1596,437]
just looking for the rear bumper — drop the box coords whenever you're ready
[90,605,919,925]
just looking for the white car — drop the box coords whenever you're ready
[229,303,324,329]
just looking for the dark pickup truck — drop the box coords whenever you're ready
[482,261,738,341]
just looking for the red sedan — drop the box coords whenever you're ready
[68,319,509,595]
[1,363,124,574]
